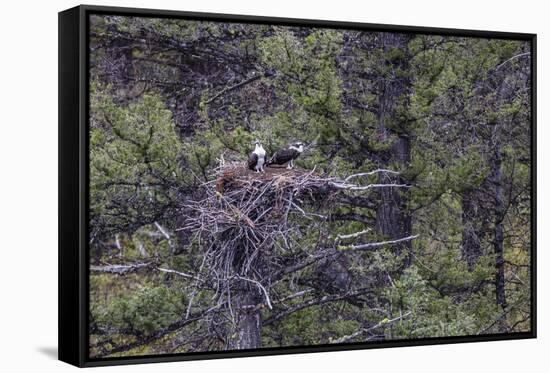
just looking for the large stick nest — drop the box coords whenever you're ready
[182,163,337,276]
[179,163,409,311]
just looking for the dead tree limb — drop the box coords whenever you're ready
[205,73,263,104]
[338,235,420,251]
[332,311,412,344]
[90,262,155,274]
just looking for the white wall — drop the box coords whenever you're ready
[0,0,545,371]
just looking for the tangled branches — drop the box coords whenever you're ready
[178,163,415,319]
[180,165,325,310]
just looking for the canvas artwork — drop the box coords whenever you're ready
[83,12,533,360]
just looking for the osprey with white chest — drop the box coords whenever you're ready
[247,140,266,173]
[267,142,304,169]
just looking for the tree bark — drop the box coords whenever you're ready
[491,149,507,312]
[228,288,262,350]
[104,29,134,86]
[461,189,482,270]
[375,33,413,266]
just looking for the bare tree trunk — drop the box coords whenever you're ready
[461,189,482,270]
[491,149,507,313]
[490,69,515,327]
[228,289,262,350]
[375,33,413,267]
[104,36,134,86]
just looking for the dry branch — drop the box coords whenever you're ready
[90,262,155,274]
[264,289,373,326]
[339,235,420,251]
[205,73,263,104]
[332,311,412,344]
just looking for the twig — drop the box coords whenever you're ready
[336,228,371,241]
[236,276,273,310]
[205,73,263,104]
[330,182,411,191]
[339,235,419,251]
[344,169,400,182]
[332,311,412,344]
[264,289,372,325]
[157,267,202,281]
[90,262,154,274]
[496,52,530,71]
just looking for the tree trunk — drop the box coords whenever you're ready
[461,189,482,270]
[228,288,262,350]
[491,149,507,312]
[375,33,413,266]
[490,69,513,325]
[105,36,134,86]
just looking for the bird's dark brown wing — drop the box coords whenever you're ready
[247,152,258,170]
[269,148,297,165]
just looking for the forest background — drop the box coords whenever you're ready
[87,14,532,358]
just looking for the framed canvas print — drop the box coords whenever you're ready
[58,5,537,367]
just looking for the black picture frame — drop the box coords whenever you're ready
[59,4,537,367]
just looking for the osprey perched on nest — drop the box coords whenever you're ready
[267,142,304,169]
[247,140,266,173]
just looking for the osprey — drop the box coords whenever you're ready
[267,142,304,169]
[247,140,266,173]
